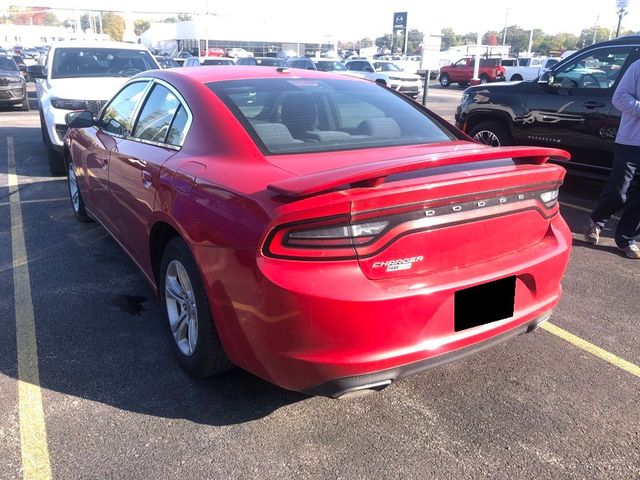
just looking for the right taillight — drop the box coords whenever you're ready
[263,216,391,260]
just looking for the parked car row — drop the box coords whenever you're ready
[0,54,29,111]
[173,56,425,100]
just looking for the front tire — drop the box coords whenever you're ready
[439,73,451,87]
[469,121,511,147]
[159,238,233,378]
[479,74,490,84]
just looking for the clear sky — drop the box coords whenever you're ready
[11,0,640,40]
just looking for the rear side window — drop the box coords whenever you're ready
[133,84,180,143]
[165,106,189,146]
[208,78,454,155]
[101,81,149,136]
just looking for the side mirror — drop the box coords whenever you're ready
[538,71,553,85]
[65,111,94,128]
[18,64,27,72]
[27,64,46,79]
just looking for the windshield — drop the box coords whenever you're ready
[374,62,403,72]
[0,57,19,71]
[51,47,158,79]
[208,78,454,155]
[316,61,347,72]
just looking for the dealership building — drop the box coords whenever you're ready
[139,15,336,57]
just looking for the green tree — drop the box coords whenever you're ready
[42,12,61,26]
[440,27,458,50]
[406,29,424,55]
[80,13,91,32]
[134,19,150,37]
[101,12,125,41]
[358,37,374,48]
[483,31,499,46]
[375,33,392,50]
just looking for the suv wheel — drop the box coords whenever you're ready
[67,158,91,222]
[479,74,490,84]
[510,74,523,82]
[469,121,510,147]
[20,88,30,111]
[439,73,451,87]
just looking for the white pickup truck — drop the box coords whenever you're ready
[504,57,560,82]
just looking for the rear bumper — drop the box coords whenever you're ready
[194,216,572,395]
[304,311,551,398]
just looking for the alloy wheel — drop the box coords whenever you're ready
[165,260,199,356]
[473,130,501,147]
[68,162,80,212]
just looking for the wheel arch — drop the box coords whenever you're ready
[149,220,183,286]
[464,112,514,140]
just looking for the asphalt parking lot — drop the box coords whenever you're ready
[1,85,639,480]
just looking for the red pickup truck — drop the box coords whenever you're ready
[439,57,506,88]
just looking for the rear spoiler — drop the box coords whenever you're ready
[267,146,570,198]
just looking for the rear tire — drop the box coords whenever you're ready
[469,121,511,147]
[510,74,523,81]
[159,238,233,378]
[439,73,451,87]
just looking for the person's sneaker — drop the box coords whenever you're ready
[584,220,601,244]
[619,244,640,259]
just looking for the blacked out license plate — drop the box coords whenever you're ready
[454,276,516,332]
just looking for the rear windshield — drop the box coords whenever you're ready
[51,47,158,79]
[207,78,454,155]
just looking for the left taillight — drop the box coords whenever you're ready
[263,216,389,260]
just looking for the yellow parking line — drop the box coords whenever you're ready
[541,322,640,378]
[0,197,68,207]
[8,137,53,480]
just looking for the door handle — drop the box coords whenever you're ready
[582,101,605,109]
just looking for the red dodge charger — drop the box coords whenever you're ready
[63,67,572,398]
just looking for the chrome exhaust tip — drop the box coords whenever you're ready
[335,380,392,399]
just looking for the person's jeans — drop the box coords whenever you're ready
[591,143,640,247]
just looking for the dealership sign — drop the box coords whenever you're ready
[393,12,407,30]
[616,0,629,8]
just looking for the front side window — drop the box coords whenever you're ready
[133,84,180,143]
[552,47,633,89]
[100,82,149,136]
[208,78,454,155]
[51,48,158,79]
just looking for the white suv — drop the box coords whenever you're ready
[28,41,159,174]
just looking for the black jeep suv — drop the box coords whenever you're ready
[455,36,640,174]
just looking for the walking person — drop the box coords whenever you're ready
[584,58,640,259]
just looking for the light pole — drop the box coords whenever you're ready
[615,7,627,37]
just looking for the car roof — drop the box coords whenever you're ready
[48,41,150,51]
[140,65,363,85]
